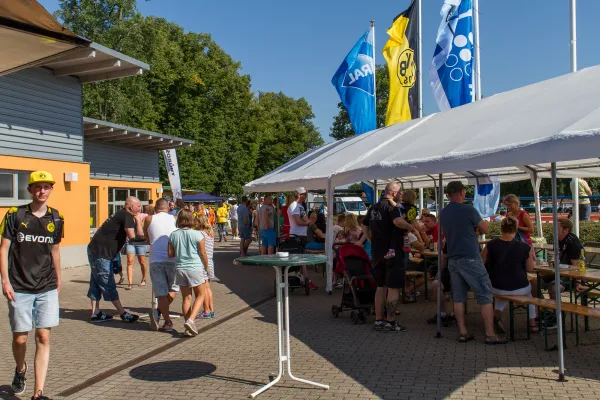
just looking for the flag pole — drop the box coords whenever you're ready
[570,0,580,235]
[473,0,482,101]
[417,0,423,118]
[371,20,376,120]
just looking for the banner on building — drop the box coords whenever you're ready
[163,149,183,199]
[383,0,419,126]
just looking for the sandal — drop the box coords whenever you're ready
[139,280,146,287]
[484,335,508,345]
[118,276,125,285]
[125,285,133,290]
[457,333,475,343]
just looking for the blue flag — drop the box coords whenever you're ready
[332,28,376,135]
[473,182,500,219]
[429,0,474,111]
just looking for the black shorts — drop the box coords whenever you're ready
[373,254,406,289]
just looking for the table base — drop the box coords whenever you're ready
[251,266,329,398]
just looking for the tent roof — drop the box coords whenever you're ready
[182,192,227,202]
[245,65,600,192]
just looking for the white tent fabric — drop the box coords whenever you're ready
[245,65,600,193]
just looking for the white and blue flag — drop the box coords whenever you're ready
[474,181,501,219]
[332,28,376,135]
[429,0,474,111]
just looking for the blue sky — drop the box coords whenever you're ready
[40,0,600,142]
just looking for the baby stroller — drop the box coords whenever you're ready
[276,235,310,296]
[331,244,376,324]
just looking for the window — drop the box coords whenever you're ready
[108,187,151,216]
[0,170,32,205]
[90,187,98,229]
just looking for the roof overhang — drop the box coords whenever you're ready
[83,117,194,150]
[41,42,150,83]
[0,0,89,75]
[0,0,149,82]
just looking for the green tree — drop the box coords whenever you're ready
[330,64,389,140]
[55,0,321,196]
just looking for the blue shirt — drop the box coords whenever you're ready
[168,228,205,270]
[440,202,483,260]
[237,205,250,229]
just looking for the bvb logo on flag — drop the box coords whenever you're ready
[397,48,416,88]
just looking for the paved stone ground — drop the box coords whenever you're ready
[2,238,600,400]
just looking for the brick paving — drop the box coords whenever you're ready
[2,238,600,399]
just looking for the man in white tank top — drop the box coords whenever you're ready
[143,198,178,331]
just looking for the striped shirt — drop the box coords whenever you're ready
[200,230,215,279]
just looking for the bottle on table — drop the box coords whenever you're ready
[579,249,587,272]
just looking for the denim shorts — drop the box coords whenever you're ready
[175,268,206,287]
[87,249,120,302]
[448,257,493,305]
[8,289,59,332]
[126,244,147,256]
[260,228,277,247]
[150,262,179,297]
[240,226,252,240]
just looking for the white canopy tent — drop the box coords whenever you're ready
[245,64,600,381]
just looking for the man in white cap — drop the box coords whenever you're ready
[287,187,310,244]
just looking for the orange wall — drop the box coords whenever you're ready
[0,155,91,247]
[90,178,162,226]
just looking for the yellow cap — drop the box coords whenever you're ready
[29,171,55,185]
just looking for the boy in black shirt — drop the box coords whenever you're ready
[1,171,63,400]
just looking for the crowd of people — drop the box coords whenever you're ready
[0,170,593,399]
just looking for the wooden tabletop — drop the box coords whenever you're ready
[533,243,600,255]
[411,250,439,258]
[534,265,600,281]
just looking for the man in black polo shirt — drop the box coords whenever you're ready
[1,171,64,400]
[87,196,143,323]
[362,183,414,332]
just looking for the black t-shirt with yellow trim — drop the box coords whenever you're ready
[0,205,64,294]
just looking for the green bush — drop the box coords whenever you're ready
[487,221,600,244]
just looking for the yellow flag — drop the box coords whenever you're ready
[383,1,419,126]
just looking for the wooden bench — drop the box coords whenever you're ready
[494,294,600,347]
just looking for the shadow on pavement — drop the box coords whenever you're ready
[129,360,216,382]
[0,385,18,400]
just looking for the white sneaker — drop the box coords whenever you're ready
[184,319,198,335]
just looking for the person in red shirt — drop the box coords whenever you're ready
[422,214,440,244]
[280,193,295,238]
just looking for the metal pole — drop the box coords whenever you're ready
[371,20,376,112]
[417,0,423,117]
[552,162,565,381]
[374,179,378,203]
[436,174,444,337]
[419,187,424,214]
[570,0,579,234]
[325,179,335,294]
[473,0,482,101]
[532,176,543,239]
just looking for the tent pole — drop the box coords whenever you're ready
[374,180,378,205]
[419,188,424,214]
[570,0,579,235]
[325,179,335,294]
[532,175,543,240]
[552,162,566,381]
[436,174,443,338]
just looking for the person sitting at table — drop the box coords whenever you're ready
[427,241,456,326]
[504,194,534,246]
[306,211,326,251]
[542,218,586,297]
[481,217,538,334]
[403,229,426,302]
